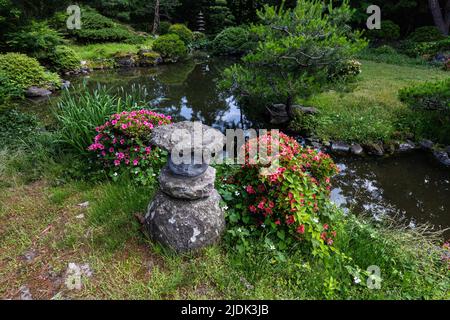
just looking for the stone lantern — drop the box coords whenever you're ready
[144,121,226,252]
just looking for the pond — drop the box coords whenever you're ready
[26,57,450,239]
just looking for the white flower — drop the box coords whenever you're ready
[113,172,118,177]
[235,191,240,196]
[313,218,319,224]
[354,276,361,284]
[222,205,229,211]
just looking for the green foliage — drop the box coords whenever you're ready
[408,26,446,43]
[66,7,141,44]
[159,21,172,35]
[219,132,340,257]
[152,34,188,62]
[373,45,397,55]
[5,20,64,60]
[48,45,81,72]
[208,0,235,34]
[399,79,450,112]
[53,85,126,155]
[0,109,40,149]
[168,23,194,44]
[212,26,254,56]
[0,53,61,100]
[366,20,400,41]
[329,59,362,81]
[221,0,366,109]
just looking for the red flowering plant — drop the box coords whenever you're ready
[88,110,172,185]
[225,132,340,257]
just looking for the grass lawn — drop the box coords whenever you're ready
[70,39,155,61]
[0,172,448,300]
[294,60,449,144]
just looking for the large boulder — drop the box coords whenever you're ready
[433,151,450,167]
[145,190,225,252]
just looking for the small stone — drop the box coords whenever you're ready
[77,201,89,208]
[266,104,289,125]
[419,139,434,151]
[398,141,416,153]
[433,151,450,167]
[75,214,85,219]
[350,144,364,156]
[145,190,225,253]
[159,166,216,200]
[25,86,52,98]
[331,141,350,154]
[292,105,319,115]
[22,249,37,263]
[364,143,384,156]
[19,286,33,300]
[61,80,71,90]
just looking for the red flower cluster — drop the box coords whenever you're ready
[236,132,340,251]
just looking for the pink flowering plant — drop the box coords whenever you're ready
[88,110,172,185]
[220,132,340,257]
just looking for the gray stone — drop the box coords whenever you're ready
[446,146,450,155]
[25,86,52,98]
[159,166,215,200]
[292,105,319,115]
[350,144,364,156]
[168,151,209,177]
[151,121,225,158]
[61,80,71,90]
[364,143,384,156]
[115,53,138,68]
[267,104,290,125]
[398,141,416,153]
[419,139,434,151]
[145,190,225,252]
[331,141,350,154]
[433,151,450,167]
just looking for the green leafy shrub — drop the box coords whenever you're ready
[0,109,40,148]
[407,26,446,43]
[88,110,171,185]
[222,132,340,256]
[5,20,64,60]
[48,45,81,72]
[152,34,188,62]
[399,79,450,112]
[212,26,254,56]
[67,7,139,43]
[399,79,450,144]
[366,20,400,41]
[373,45,397,55]
[329,59,362,80]
[158,21,172,35]
[168,23,193,45]
[0,53,61,98]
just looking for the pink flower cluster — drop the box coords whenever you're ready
[88,109,171,177]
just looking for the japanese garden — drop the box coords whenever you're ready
[0,0,449,300]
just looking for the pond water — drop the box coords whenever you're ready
[27,57,450,239]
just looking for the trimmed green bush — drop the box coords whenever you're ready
[152,34,187,62]
[373,45,397,55]
[0,53,61,99]
[158,21,172,35]
[399,79,450,112]
[408,26,446,43]
[168,23,193,44]
[212,26,253,56]
[366,20,400,41]
[66,7,140,44]
[6,20,64,60]
[48,45,81,72]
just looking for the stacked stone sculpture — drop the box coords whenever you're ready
[144,121,226,252]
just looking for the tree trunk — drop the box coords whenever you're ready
[152,0,161,35]
[428,0,450,36]
[286,95,294,119]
